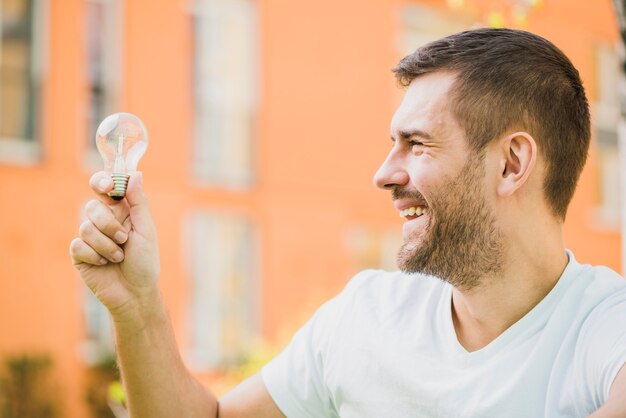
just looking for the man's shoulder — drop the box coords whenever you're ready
[568,260,626,347]
[572,260,626,303]
[585,263,626,287]
[584,263,626,311]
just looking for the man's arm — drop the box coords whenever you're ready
[588,363,626,418]
[220,374,285,417]
[111,289,218,416]
[112,289,284,418]
[70,172,283,418]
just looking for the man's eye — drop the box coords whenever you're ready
[409,141,424,151]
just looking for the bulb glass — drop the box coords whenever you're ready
[96,113,148,174]
[95,112,148,200]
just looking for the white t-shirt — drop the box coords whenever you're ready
[262,251,626,417]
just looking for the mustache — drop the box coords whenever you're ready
[392,188,428,206]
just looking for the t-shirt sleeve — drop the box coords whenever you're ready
[579,290,626,407]
[261,270,375,418]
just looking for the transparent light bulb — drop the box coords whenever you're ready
[95,112,148,200]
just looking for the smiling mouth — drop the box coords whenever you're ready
[399,206,428,220]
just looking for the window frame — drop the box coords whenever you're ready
[189,0,259,189]
[592,41,622,230]
[83,0,124,171]
[0,0,48,165]
[183,209,261,372]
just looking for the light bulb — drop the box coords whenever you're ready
[95,112,148,200]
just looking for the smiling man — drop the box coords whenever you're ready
[70,28,626,417]
[386,73,506,287]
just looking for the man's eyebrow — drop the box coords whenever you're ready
[390,129,433,142]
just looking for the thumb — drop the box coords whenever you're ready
[125,172,155,235]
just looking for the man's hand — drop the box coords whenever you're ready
[69,172,283,418]
[69,171,160,316]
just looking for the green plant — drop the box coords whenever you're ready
[85,354,121,418]
[0,354,58,418]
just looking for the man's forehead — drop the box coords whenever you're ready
[390,72,458,137]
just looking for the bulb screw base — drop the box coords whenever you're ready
[109,173,130,201]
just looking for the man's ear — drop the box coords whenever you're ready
[497,132,537,197]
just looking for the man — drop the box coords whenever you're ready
[70,28,626,417]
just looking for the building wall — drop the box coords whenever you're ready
[0,0,621,416]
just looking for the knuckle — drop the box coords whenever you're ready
[85,199,99,212]
[89,172,107,187]
[87,201,115,230]
[78,220,94,238]
[90,210,107,228]
[69,238,83,255]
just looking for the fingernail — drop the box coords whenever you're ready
[98,178,111,190]
[114,231,127,244]
[112,251,124,262]
[99,257,108,265]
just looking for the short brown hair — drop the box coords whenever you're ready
[393,28,590,220]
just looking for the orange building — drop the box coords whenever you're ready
[0,0,622,416]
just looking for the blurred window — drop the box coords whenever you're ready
[184,211,260,371]
[593,43,621,229]
[84,0,121,154]
[0,0,45,164]
[191,0,258,188]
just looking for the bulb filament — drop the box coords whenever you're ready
[113,134,125,173]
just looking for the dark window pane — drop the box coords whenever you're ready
[0,0,37,141]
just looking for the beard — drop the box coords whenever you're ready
[396,152,504,291]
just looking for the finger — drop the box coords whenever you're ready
[78,220,125,263]
[85,199,128,244]
[89,172,131,223]
[89,172,121,205]
[90,171,113,194]
[107,202,130,228]
[70,238,108,266]
[122,216,132,234]
[125,172,155,234]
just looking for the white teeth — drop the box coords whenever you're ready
[399,206,427,218]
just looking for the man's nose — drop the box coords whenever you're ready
[373,152,409,190]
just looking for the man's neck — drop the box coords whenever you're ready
[450,243,569,352]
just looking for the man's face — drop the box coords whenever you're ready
[374,72,504,289]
